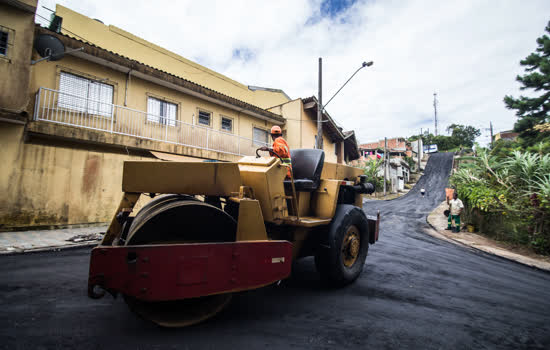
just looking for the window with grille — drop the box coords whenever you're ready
[0,26,14,58]
[221,117,232,132]
[0,31,8,56]
[198,110,211,126]
[147,97,177,126]
[253,127,268,146]
[58,72,113,117]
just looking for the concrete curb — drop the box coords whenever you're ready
[425,201,550,273]
[0,241,98,256]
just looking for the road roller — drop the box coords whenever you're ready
[87,148,379,327]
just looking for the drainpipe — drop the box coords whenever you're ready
[124,70,132,106]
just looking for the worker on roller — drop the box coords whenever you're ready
[259,125,292,178]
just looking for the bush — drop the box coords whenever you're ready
[362,158,384,192]
[450,148,550,254]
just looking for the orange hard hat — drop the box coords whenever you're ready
[270,125,282,135]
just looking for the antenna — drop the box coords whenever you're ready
[31,34,84,65]
[433,92,438,136]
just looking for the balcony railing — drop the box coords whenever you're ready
[33,87,268,157]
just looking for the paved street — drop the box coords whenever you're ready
[1,153,550,349]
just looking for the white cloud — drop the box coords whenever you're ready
[36,0,550,145]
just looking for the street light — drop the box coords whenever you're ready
[316,59,373,150]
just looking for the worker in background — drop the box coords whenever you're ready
[446,190,464,233]
[259,126,292,178]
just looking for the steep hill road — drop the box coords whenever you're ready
[0,153,549,349]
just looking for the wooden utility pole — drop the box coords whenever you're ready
[316,58,323,150]
[433,92,438,136]
[383,137,387,197]
[490,121,494,148]
[418,130,421,172]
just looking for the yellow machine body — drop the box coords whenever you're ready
[102,156,365,256]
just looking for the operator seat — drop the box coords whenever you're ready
[284,149,325,192]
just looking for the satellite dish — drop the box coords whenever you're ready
[34,34,65,61]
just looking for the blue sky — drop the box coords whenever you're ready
[36,0,550,146]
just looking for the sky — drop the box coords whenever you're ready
[35,0,550,146]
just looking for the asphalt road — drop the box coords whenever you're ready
[2,152,550,349]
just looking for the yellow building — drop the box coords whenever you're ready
[0,2,358,230]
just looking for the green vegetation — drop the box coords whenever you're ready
[504,21,550,148]
[446,21,550,255]
[409,124,481,152]
[450,148,550,254]
[362,158,385,193]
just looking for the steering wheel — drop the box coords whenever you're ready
[255,147,283,163]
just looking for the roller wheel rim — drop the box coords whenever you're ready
[341,225,360,268]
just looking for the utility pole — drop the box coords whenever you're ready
[316,57,323,150]
[384,137,388,197]
[418,129,421,172]
[433,92,438,136]
[490,121,494,148]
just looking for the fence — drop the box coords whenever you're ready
[33,87,268,157]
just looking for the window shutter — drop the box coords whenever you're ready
[253,127,268,145]
[147,97,160,123]
[167,102,176,126]
[58,72,113,117]
[59,72,88,112]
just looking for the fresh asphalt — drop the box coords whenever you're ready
[1,152,549,349]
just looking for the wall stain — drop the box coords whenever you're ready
[82,155,100,194]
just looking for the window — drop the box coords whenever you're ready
[147,97,177,126]
[221,117,233,132]
[198,110,211,126]
[0,30,8,56]
[58,72,114,117]
[335,142,339,156]
[253,127,268,146]
[0,26,14,58]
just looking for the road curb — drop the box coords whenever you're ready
[0,242,98,256]
[425,202,550,273]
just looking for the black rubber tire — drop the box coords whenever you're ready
[314,205,369,287]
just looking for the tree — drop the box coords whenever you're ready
[432,135,456,151]
[504,21,550,147]
[446,124,481,148]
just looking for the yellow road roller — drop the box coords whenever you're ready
[87,149,379,327]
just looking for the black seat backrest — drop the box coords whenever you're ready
[290,149,325,183]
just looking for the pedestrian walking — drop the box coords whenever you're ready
[446,190,464,233]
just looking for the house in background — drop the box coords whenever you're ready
[0,2,359,230]
[351,137,414,193]
[268,96,360,164]
[493,130,519,142]
[354,138,409,165]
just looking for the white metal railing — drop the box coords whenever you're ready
[33,87,268,157]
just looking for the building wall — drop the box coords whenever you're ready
[0,1,36,113]
[267,99,337,163]
[29,53,273,146]
[0,122,166,229]
[54,5,290,109]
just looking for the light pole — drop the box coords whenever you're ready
[316,59,373,150]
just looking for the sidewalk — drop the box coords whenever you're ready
[0,225,107,255]
[426,201,550,272]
